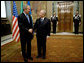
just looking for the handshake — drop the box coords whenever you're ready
[28,29,33,33]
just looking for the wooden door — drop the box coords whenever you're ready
[58,2,73,32]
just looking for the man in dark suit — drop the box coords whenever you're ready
[73,10,81,35]
[18,5,33,62]
[33,10,51,59]
[51,12,58,34]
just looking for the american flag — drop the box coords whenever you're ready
[12,1,20,42]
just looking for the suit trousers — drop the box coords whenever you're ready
[74,24,79,34]
[37,36,46,57]
[53,22,57,33]
[20,36,31,59]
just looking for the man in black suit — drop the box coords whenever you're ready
[51,12,58,34]
[33,10,51,59]
[18,5,33,62]
[73,10,81,35]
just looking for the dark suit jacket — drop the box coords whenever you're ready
[51,16,58,23]
[18,13,33,39]
[73,15,81,26]
[33,17,51,37]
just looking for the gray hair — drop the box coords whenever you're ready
[40,10,46,16]
[23,4,30,10]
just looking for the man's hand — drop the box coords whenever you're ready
[28,29,33,33]
[79,22,81,26]
[57,22,58,25]
[47,36,50,39]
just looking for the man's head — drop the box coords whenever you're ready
[23,4,30,14]
[39,10,46,18]
[76,10,79,15]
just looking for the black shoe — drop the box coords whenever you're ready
[24,58,28,62]
[36,55,41,58]
[42,56,46,59]
[28,57,33,60]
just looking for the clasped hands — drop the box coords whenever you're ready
[28,29,33,33]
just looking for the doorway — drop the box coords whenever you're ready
[57,1,73,32]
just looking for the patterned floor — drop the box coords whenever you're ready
[1,35,83,62]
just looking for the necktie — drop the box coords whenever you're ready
[40,18,44,24]
[26,14,30,23]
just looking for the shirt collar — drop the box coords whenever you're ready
[23,11,27,16]
[41,17,45,20]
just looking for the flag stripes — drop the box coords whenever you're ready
[12,1,20,42]
[12,16,20,42]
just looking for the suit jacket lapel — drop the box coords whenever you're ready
[42,17,47,24]
[39,17,47,26]
[22,13,30,24]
